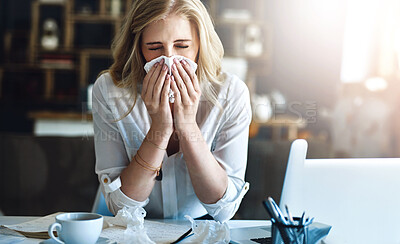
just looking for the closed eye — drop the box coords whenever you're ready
[148,46,188,51]
[149,47,162,51]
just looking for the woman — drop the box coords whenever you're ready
[93,0,251,222]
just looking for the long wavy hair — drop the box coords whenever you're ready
[107,0,224,117]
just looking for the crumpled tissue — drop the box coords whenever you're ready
[106,206,155,244]
[184,215,230,244]
[144,55,197,103]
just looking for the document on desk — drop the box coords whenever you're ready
[1,214,193,243]
[101,218,192,243]
[1,212,61,239]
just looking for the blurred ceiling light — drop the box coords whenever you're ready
[340,0,378,83]
[341,0,400,83]
[365,77,388,92]
[395,29,400,70]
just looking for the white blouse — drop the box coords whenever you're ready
[92,72,252,222]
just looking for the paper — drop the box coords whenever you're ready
[0,226,27,243]
[146,220,192,243]
[1,212,62,239]
[103,208,192,244]
[1,213,194,244]
[100,220,192,243]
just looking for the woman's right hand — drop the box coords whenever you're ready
[141,59,174,138]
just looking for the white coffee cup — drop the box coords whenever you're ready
[48,212,103,244]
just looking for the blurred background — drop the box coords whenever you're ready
[1,0,400,219]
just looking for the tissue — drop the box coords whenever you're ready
[144,55,197,75]
[184,215,230,244]
[106,206,155,244]
[144,55,197,103]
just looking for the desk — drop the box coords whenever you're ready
[0,216,270,243]
[28,111,94,136]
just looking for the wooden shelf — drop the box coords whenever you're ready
[36,47,75,53]
[38,63,75,70]
[71,14,122,23]
[208,0,272,96]
[18,0,128,107]
[78,48,112,55]
[37,0,67,6]
[256,116,307,128]
[28,110,93,120]
[252,116,307,141]
[1,63,74,71]
[2,0,270,117]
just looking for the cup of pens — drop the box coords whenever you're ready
[271,216,310,244]
[263,197,313,244]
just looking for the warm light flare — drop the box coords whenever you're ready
[364,77,387,92]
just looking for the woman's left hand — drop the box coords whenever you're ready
[170,58,201,134]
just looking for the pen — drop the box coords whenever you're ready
[300,212,305,226]
[262,200,277,220]
[285,205,295,225]
[267,197,289,225]
[264,198,284,225]
[266,197,295,244]
[171,228,193,244]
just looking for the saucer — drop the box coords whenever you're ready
[40,238,59,244]
[40,237,111,244]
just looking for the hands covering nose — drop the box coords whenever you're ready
[141,58,201,137]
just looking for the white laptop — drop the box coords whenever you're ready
[229,140,309,244]
[229,225,271,244]
[280,139,400,244]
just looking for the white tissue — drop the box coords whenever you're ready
[144,55,197,75]
[144,55,197,103]
[106,206,155,244]
[184,215,230,244]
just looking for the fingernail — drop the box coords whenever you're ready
[154,62,158,67]
[172,64,177,71]
[173,58,179,64]
[163,64,168,71]
[181,60,187,66]
[160,59,165,65]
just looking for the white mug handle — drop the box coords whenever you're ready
[48,222,64,244]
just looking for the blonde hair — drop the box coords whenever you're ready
[108,0,224,117]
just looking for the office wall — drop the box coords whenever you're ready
[261,0,347,109]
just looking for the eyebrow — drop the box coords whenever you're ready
[145,39,192,45]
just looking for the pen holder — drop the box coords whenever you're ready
[272,217,309,244]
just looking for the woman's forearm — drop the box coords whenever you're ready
[179,124,228,204]
[120,127,171,201]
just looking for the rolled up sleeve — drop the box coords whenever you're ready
[202,81,252,222]
[92,75,148,215]
[107,184,149,214]
[203,178,249,222]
